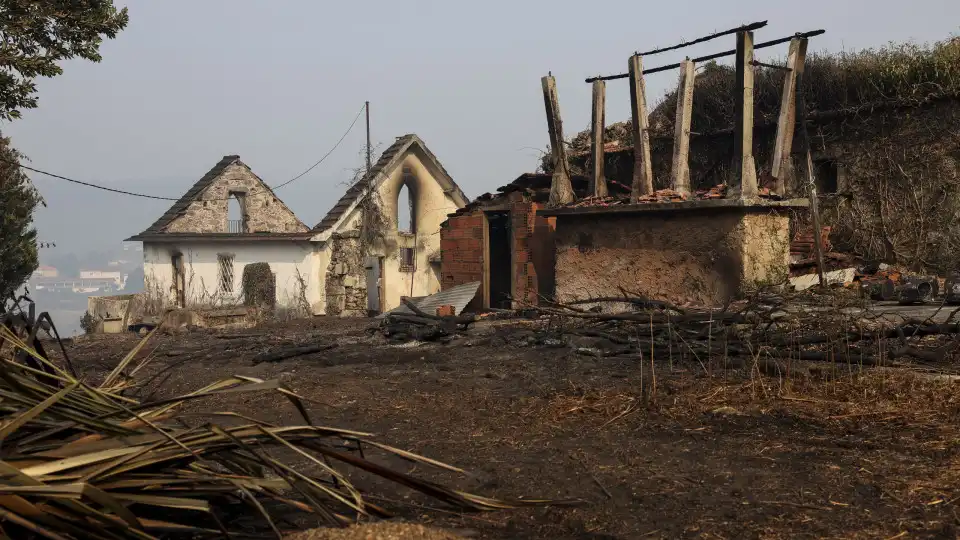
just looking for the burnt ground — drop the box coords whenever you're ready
[54,316,960,539]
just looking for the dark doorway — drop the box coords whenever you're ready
[365,256,384,316]
[486,212,512,309]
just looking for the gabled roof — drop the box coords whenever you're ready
[129,155,305,241]
[134,155,241,237]
[312,134,468,233]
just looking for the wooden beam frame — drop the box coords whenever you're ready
[590,80,609,198]
[628,55,654,201]
[671,59,696,196]
[541,75,576,206]
[732,30,758,199]
[770,37,808,195]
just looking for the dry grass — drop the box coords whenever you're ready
[0,315,563,539]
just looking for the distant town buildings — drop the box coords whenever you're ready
[33,266,59,278]
[79,270,123,282]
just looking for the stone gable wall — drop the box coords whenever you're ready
[165,163,308,234]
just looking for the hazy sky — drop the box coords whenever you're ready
[5,0,958,257]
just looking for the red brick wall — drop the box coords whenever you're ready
[440,211,485,310]
[440,193,557,310]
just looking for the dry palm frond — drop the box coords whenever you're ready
[0,314,566,539]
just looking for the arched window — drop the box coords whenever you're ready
[228,193,244,233]
[397,184,415,234]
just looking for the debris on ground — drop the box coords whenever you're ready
[375,298,478,343]
[789,267,857,291]
[252,342,338,364]
[285,522,467,540]
[380,282,481,319]
[0,296,561,539]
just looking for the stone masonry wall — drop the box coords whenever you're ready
[553,208,791,307]
[324,232,367,317]
[165,163,308,234]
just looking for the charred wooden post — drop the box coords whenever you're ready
[541,75,576,206]
[671,59,696,197]
[628,55,654,201]
[796,69,826,287]
[770,38,808,195]
[731,30,758,199]
[585,29,825,83]
[590,80,609,198]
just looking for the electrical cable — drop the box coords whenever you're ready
[0,103,368,200]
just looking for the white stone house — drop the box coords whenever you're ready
[127,134,469,316]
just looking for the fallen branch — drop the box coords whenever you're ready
[252,343,338,365]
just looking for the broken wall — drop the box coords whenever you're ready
[552,207,791,306]
[441,191,557,309]
[321,150,463,315]
[165,163,308,234]
[323,232,367,317]
[561,101,960,272]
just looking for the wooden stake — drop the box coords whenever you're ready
[590,80,609,198]
[732,31,758,199]
[628,55,654,201]
[771,38,808,195]
[671,59,696,197]
[541,75,576,206]
[796,70,826,287]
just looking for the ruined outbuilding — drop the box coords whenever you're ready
[440,173,629,309]
[526,23,811,307]
[542,199,802,306]
[128,135,468,316]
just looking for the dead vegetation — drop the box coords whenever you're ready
[0,297,564,539]
[551,36,960,272]
[9,283,960,538]
[39,294,960,538]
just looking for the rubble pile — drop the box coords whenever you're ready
[371,290,960,369]
[530,294,960,367]
[374,298,478,343]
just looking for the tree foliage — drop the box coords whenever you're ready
[0,0,129,119]
[0,135,40,296]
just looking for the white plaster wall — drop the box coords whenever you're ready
[376,152,460,311]
[142,241,316,309]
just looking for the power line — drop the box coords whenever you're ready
[0,103,369,201]
[272,104,366,190]
[6,160,179,200]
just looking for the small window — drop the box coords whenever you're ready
[228,192,245,233]
[398,184,415,234]
[218,254,235,293]
[399,247,415,272]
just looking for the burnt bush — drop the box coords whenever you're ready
[242,262,275,309]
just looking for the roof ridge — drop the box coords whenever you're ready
[310,133,468,233]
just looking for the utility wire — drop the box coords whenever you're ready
[0,103,368,201]
[272,104,365,190]
[5,160,179,200]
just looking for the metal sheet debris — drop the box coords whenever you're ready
[378,281,481,318]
